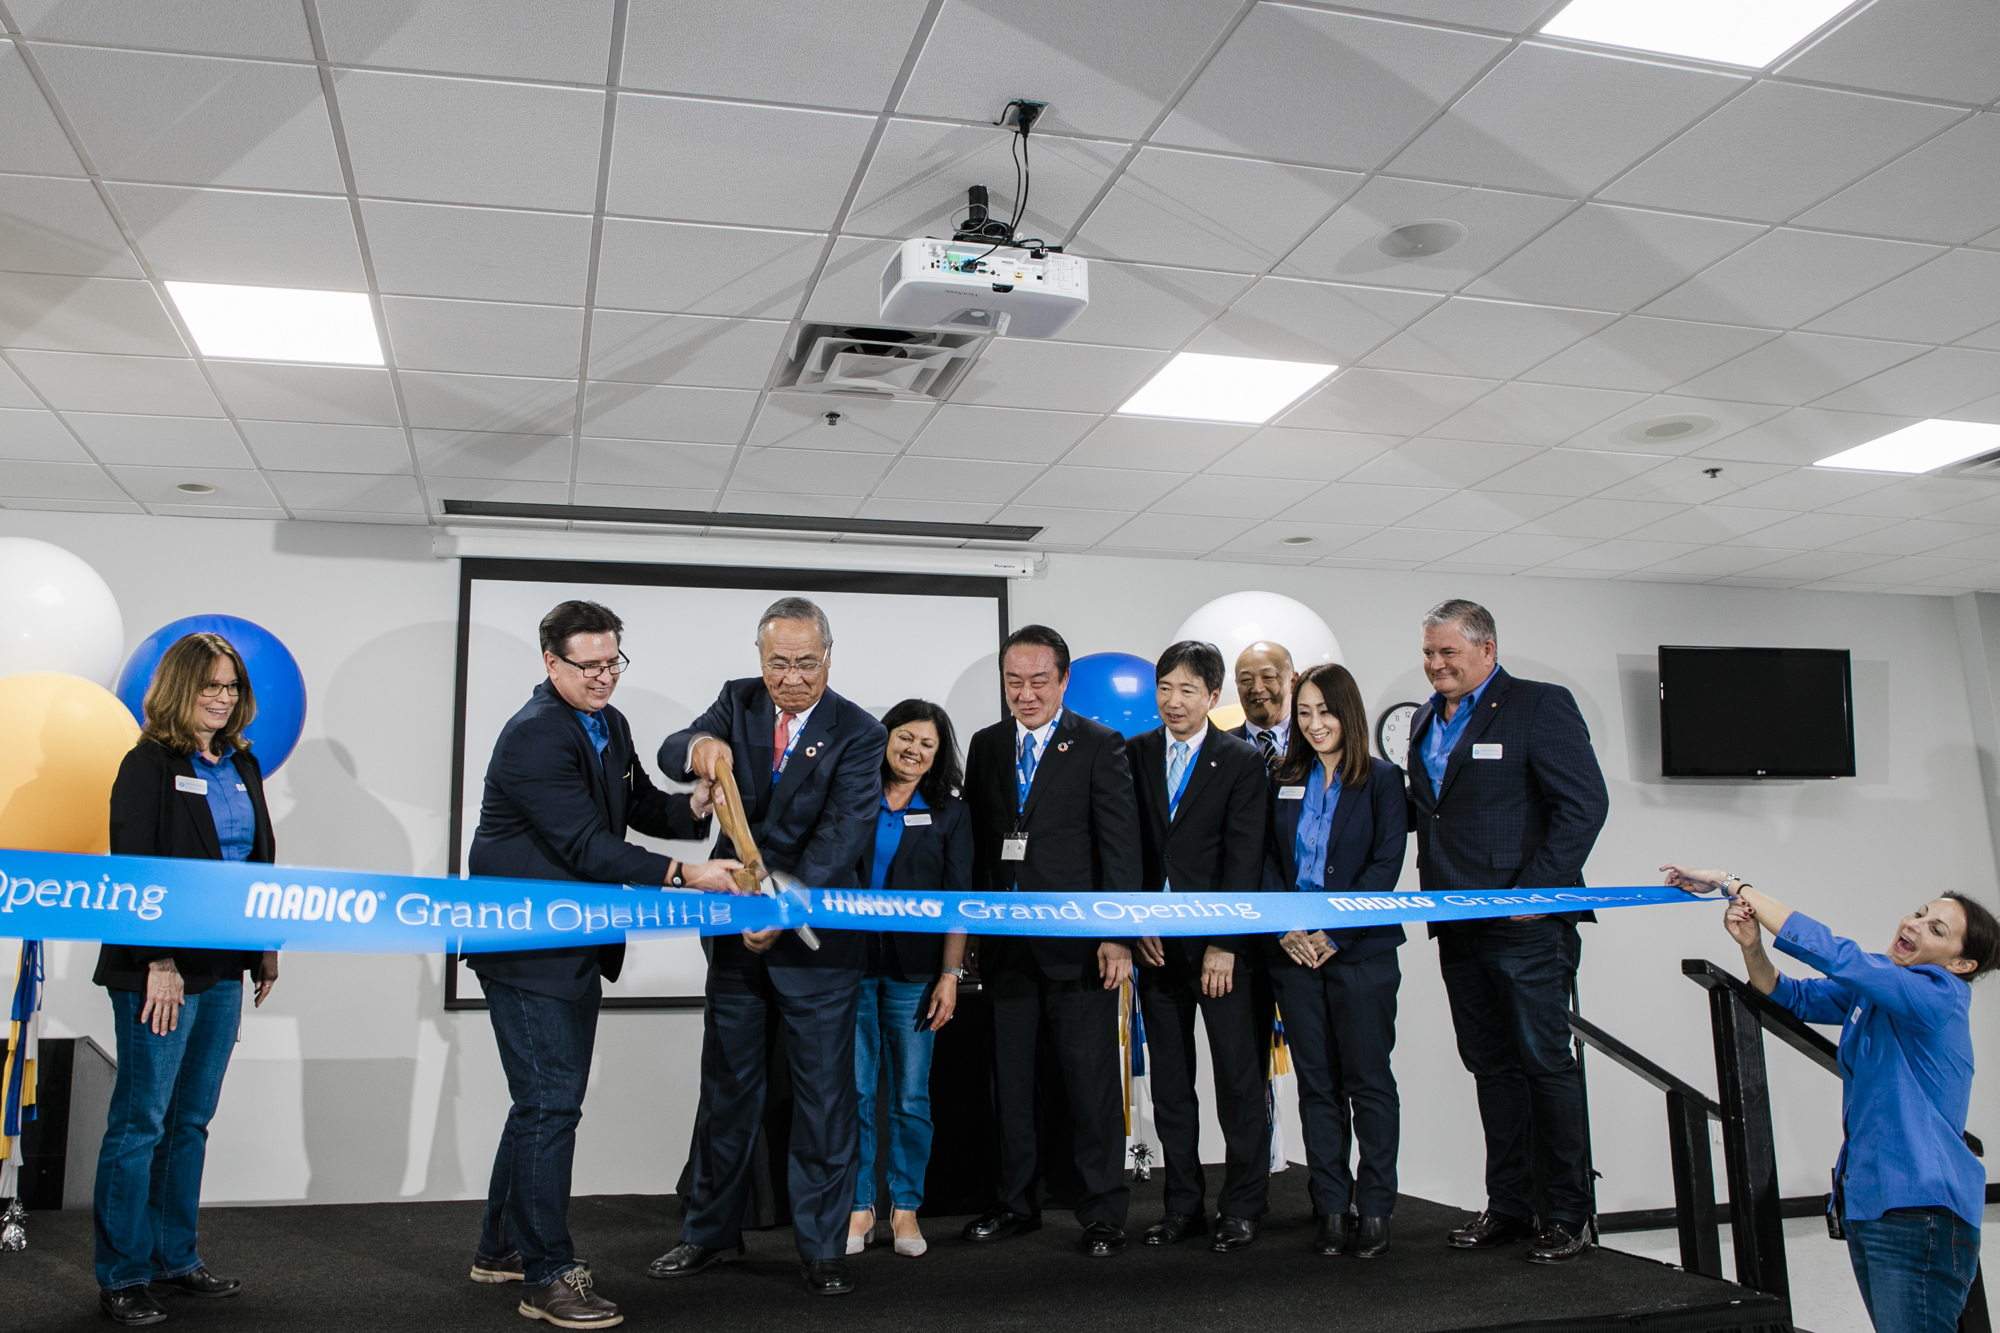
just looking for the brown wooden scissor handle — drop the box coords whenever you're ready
[708,751,767,892]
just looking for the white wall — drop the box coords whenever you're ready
[3,510,1995,1216]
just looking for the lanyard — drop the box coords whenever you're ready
[773,711,807,785]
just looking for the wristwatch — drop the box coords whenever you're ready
[669,861,686,888]
[941,966,968,980]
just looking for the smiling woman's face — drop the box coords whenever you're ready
[1888,898,1975,974]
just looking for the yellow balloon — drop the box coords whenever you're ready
[1207,703,1247,731]
[0,672,139,854]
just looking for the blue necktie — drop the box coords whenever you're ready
[1166,740,1191,818]
[1017,730,1039,810]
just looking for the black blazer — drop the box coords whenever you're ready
[964,708,1142,980]
[1263,755,1408,965]
[857,793,973,979]
[1129,723,1268,964]
[469,680,709,1000]
[1404,665,1610,937]
[95,738,274,995]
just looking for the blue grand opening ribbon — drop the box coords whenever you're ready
[0,848,1705,954]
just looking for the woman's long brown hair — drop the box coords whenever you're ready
[1273,662,1371,789]
[140,632,257,756]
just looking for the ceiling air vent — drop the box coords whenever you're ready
[1938,448,2000,482]
[774,324,985,402]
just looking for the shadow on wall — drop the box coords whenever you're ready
[300,1056,419,1205]
[274,738,415,873]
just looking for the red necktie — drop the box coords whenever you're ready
[773,711,797,772]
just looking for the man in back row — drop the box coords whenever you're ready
[1231,640,1294,769]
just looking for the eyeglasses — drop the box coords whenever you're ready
[197,682,242,699]
[762,657,826,680]
[557,652,630,680]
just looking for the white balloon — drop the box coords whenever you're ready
[0,537,125,687]
[1174,591,1341,706]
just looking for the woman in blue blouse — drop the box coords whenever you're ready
[93,632,281,1327]
[847,699,971,1259]
[1263,663,1409,1259]
[1664,865,1998,1333]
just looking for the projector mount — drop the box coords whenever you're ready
[950,100,1062,266]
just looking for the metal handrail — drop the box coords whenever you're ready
[1682,958,1839,1075]
[1570,1014,1724,1113]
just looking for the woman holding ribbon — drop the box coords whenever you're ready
[1262,662,1408,1259]
[91,631,279,1327]
[846,699,971,1260]
[1663,865,1997,1333]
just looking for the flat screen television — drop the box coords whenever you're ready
[1658,646,1855,778]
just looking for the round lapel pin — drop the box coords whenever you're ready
[803,744,819,758]
[1056,740,1071,753]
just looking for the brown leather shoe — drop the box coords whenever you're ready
[519,1266,622,1328]
[471,1251,525,1283]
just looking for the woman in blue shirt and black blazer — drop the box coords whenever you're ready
[1263,662,1409,1261]
[1664,864,1998,1333]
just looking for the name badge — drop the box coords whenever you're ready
[175,776,208,794]
[904,812,932,827]
[1277,786,1305,800]
[1001,835,1029,861]
[236,784,247,792]
[1472,743,1503,760]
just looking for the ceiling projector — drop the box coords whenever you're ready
[879,236,1088,339]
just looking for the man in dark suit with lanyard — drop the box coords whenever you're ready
[650,597,886,1297]
[1129,641,1272,1252]
[961,624,1143,1257]
[468,599,739,1329]
[1405,600,1608,1265]
[1230,640,1294,770]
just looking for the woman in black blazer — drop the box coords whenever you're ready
[847,699,972,1260]
[92,632,280,1327]
[1263,663,1409,1261]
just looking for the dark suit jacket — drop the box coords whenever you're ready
[857,794,973,979]
[1404,666,1610,936]
[964,708,1142,980]
[661,680,886,985]
[1263,755,1408,965]
[1129,723,1268,965]
[96,738,274,995]
[469,680,708,1000]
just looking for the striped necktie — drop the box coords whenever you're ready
[1254,728,1279,771]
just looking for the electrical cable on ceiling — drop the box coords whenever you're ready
[954,100,1053,268]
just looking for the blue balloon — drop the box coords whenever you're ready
[1064,652,1160,738]
[115,615,308,772]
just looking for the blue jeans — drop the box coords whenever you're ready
[93,980,241,1291]
[1846,1207,1981,1333]
[852,976,935,1212]
[477,979,600,1289]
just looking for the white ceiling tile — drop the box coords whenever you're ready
[1806,250,2000,345]
[728,447,892,496]
[1314,552,1422,570]
[1279,367,1494,434]
[1468,205,1761,311]
[1071,149,1362,272]
[1340,437,1536,487]
[1102,511,1257,552]
[874,456,1041,504]
[1837,554,1994,585]
[141,502,288,519]
[0,407,89,461]
[1400,488,1567,531]
[0,361,43,408]
[1151,472,1315,519]
[1573,394,1787,454]
[33,46,343,191]
[745,393,932,453]
[1012,464,1180,512]
[425,476,573,507]
[580,381,756,442]
[1193,278,1441,365]
[855,497,1003,525]
[0,274,186,355]
[845,119,1126,242]
[1364,298,1613,380]
[0,175,141,277]
[599,219,823,318]
[1338,525,1484,561]
[1389,44,1746,195]
[0,459,126,500]
[1642,230,1943,330]
[268,469,426,514]
[1726,511,1900,549]
[1692,406,1916,467]
[989,505,1133,547]
[208,361,401,426]
[1055,261,1253,349]
[571,482,718,510]
[9,0,314,57]
[1798,113,2000,245]
[62,412,253,468]
[1818,476,1999,518]
[1428,381,1644,445]
[1916,529,2000,561]
[1475,447,1672,496]
[108,184,365,288]
[1515,497,1689,538]
[1594,456,1789,503]
[1520,316,1775,394]
[1344,1,1555,29]
[907,404,1097,463]
[1207,426,1396,480]
[1814,348,2000,417]
[0,47,84,177]
[896,0,1240,140]
[1639,544,1804,578]
[383,296,584,378]
[107,463,278,507]
[336,71,604,211]
[1275,480,1452,525]
[951,340,1166,413]
[2,495,145,514]
[575,437,734,488]
[1724,550,1890,583]
[1448,532,1595,566]
[320,0,614,82]
[1709,467,1897,511]
[361,201,594,306]
[239,420,412,473]
[414,428,573,480]
[1673,332,1927,407]
[1540,538,1701,572]
[1216,519,1378,557]
[1278,177,1571,292]
[1156,7,1504,169]
[9,350,221,415]
[610,96,874,228]
[1603,84,1960,224]
[1064,417,1254,471]
[1780,0,2000,104]
[399,372,577,434]
[625,0,926,110]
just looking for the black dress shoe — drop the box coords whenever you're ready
[154,1267,241,1298]
[1313,1213,1351,1256]
[1352,1216,1392,1258]
[1446,1210,1532,1250]
[1143,1211,1207,1245]
[100,1286,167,1326]
[1080,1222,1126,1257]
[962,1211,1040,1243]
[802,1259,854,1296]
[645,1241,742,1278]
[1210,1216,1257,1252]
[1527,1220,1591,1264]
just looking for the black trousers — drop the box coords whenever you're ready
[989,961,1130,1229]
[1271,950,1401,1218]
[1136,952,1271,1219]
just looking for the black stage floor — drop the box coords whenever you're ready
[4,1169,1790,1333]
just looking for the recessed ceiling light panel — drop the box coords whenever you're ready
[1815,420,2000,474]
[1118,352,1338,425]
[165,281,384,366]
[1541,0,1854,68]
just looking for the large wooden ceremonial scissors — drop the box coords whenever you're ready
[709,752,821,951]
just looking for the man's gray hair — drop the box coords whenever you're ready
[1424,598,1496,647]
[757,596,833,650]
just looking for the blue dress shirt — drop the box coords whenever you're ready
[870,790,928,893]
[1420,670,1495,798]
[191,750,255,862]
[1293,758,1342,892]
[574,708,610,755]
